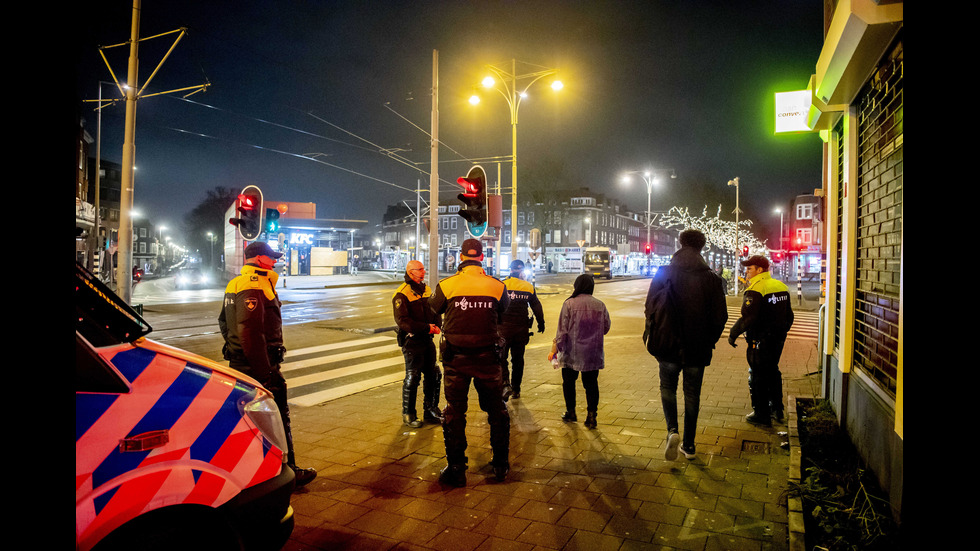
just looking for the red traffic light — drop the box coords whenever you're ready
[457,177,481,197]
[239,193,258,210]
[644,243,651,255]
[741,245,749,257]
[457,166,488,238]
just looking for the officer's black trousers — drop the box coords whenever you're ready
[442,361,510,468]
[746,336,786,416]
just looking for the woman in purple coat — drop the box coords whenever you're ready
[549,274,611,429]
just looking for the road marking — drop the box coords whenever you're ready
[283,334,406,407]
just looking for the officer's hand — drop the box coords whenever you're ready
[728,335,738,348]
[537,323,545,333]
[429,324,441,335]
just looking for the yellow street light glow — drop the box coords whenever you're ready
[469,94,480,105]
[551,80,564,91]
[482,76,495,88]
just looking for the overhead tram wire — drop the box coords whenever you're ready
[162,95,420,193]
[381,101,515,200]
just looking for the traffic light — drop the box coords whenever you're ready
[229,185,264,241]
[645,243,652,255]
[774,251,784,263]
[457,165,488,238]
[265,207,281,233]
[742,245,749,257]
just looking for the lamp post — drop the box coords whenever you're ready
[470,59,562,263]
[622,169,675,271]
[728,177,741,294]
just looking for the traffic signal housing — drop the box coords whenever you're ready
[457,165,489,238]
[266,207,281,233]
[645,243,652,255]
[229,185,264,241]
[741,245,749,257]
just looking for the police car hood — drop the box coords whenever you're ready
[134,337,265,389]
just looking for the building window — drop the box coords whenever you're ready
[796,228,812,246]
[796,203,813,220]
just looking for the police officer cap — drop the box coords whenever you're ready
[245,241,283,259]
[740,255,769,271]
[510,260,524,271]
[461,238,483,258]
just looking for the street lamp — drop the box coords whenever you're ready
[622,168,675,270]
[728,177,741,294]
[470,59,562,263]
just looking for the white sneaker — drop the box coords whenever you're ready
[665,432,680,461]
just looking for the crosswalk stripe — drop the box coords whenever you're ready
[290,373,405,407]
[282,342,401,372]
[287,356,405,386]
[287,334,395,357]
[283,334,405,407]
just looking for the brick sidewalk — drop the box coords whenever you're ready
[283,333,821,550]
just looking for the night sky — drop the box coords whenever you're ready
[74,1,824,243]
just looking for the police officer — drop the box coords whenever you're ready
[392,260,443,428]
[499,260,545,400]
[728,255,794,426]
[219,242,317,487]
[429,239,511,486]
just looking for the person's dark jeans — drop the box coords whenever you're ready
[658,361,705,448]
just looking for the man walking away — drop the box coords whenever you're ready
[429,239,511,486]
[499,260,545,400]
[645,229,727,461]
[392,260,443,428]
[728,255,794,426]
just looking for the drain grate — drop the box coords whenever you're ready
[741,440,771,454]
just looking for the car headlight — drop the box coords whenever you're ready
[240,391,289,463]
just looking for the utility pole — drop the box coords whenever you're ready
[115,0,141,305]
[428,50,440,288]
[92,0,208,304]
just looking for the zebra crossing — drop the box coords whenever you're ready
[282,334,405,407]
[724,306,821,341]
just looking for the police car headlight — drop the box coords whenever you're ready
[241,392,289,463]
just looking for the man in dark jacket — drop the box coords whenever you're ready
[429,239,511,486]
[499,260,545,400]
[219,241,316,486]
[729,255,794,426]
[645,229,727,461]
[392,260,443,428]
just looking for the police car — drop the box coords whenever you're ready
[75,262,295,551]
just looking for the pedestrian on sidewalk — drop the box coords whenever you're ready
[430,239,511,486]
[392,260,443,428]
[549,274,611,429]
[645,229,728,461]
[218,242,317,487]
[499,260,545,401]
[729,255,794,426]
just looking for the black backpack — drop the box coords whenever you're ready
[643,274,684,361]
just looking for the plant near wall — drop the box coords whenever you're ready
[789,400,899,551]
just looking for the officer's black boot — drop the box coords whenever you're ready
[402,379,422,428]
[422,371,444,423]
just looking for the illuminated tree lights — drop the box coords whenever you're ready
[659,205,769,257]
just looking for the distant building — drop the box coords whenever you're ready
[381,187,678,275]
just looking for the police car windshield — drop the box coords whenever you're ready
[75,262,152,347]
